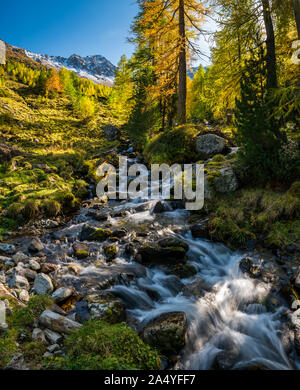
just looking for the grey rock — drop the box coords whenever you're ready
[29,259,41,271]
[79,224,98,241]
[6,353,28,370]
[51,287,74,303]
[9,275,29,291]
[214,166,238,193]
[44,329,63,344]
[0,255,12,263]
[32,328,47,345]
[19,289,30,303]
[12,252,28,264]
[39,310,82,334]
[47,344,59,353]
[34,273,54,295]
[140,312,187,354]
[0,243,16,255]
[28,237,44,253]
[103,125,120,141]
[196,134,226,158]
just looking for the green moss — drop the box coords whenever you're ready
[266,220,300,249]
[23,342,46,365]
[6,202,24,219]
[211,154,227,162]
[8,295,53,330]
[104,245,117,261]
[73,179,89,200]
[45,320,161,370]
[76,250,89,259]
[144,125,199,164]
[0,329,18,369]
[288,181,300,198]
[90,228,113,242]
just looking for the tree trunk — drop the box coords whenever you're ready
[177,0,187,124]
[292,0,300,39]
[261,0,277,89]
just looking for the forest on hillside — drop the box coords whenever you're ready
[0,0,299,374]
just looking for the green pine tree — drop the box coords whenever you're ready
[234,54,282,182]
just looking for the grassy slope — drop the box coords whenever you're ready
[0,52,126,236]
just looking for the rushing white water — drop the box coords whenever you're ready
[104,187,293,370]
[39,153,295,370]
[113,234,291,370]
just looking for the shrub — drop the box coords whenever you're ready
[22,199,40,221]
[47,320,161,370]
[41,199,61,217]
[6,203,24,219]
[55,190,79,213]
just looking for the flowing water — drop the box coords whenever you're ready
[20,152,298,370]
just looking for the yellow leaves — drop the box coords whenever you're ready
[137,0,205,103]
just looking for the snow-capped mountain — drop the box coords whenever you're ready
[25,50,116,86]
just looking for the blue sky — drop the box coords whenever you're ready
[0,0,215,65]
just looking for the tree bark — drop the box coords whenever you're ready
[261,0,277,89]
[292,0,300,39]
[177,0,187,124]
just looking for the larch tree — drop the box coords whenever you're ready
[138,0,206,125]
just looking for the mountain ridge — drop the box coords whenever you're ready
[25,50,116,87]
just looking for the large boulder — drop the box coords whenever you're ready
[196,134,226,159]
[86,293,126,324]
[136,244,188,265]
[214,166,238,193]
[39,310,82,334]
[34,273,54,295]
[140,311,187,354]
[103,125,120,141]
[79,224,98,241]
[157,237,189,252]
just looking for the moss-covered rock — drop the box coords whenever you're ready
[170,263,197,278]
[73,243,89,259]
[137,244,187,265]
[140,311,187,355]
[86,294,125,324]
[90,228,113,242]
[103,244,117,262]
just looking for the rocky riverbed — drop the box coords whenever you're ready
[0,142,300,370]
